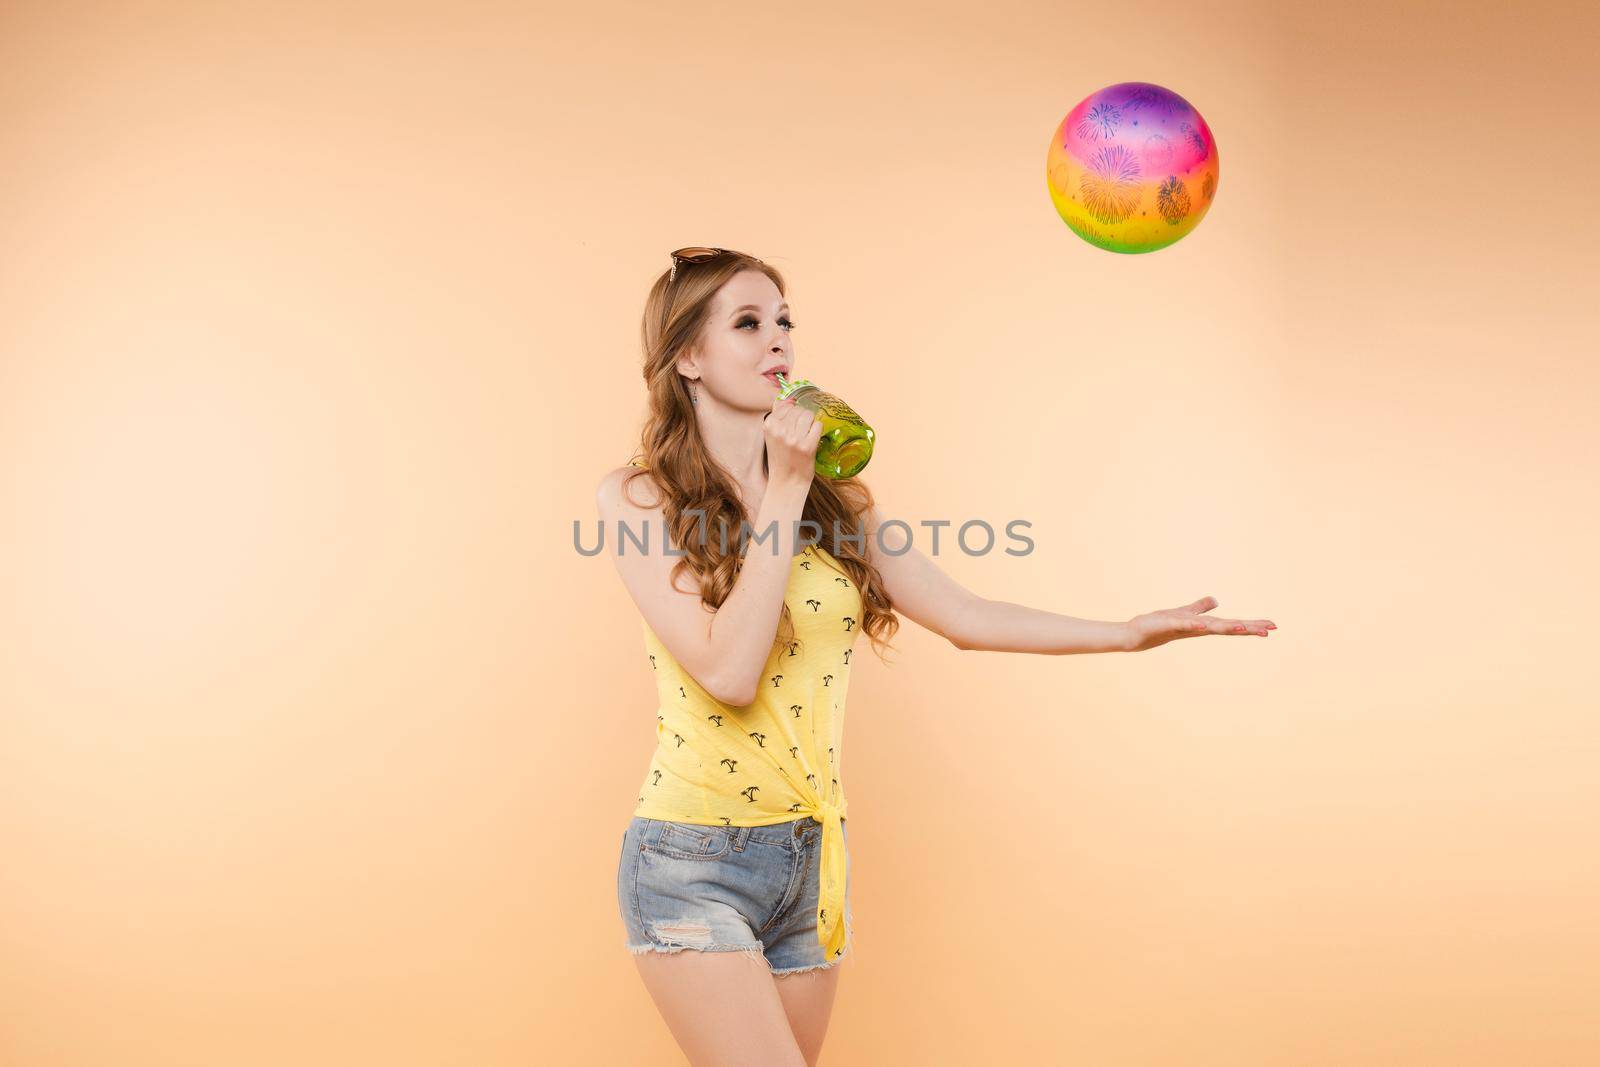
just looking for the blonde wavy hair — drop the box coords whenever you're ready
[621,249,899,664]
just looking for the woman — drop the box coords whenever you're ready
[596,247,1276,1067]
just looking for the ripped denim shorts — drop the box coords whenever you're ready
[616,815,853,977]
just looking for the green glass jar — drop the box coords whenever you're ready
[774,373,875,479]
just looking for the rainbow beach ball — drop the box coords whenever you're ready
[1046,81,1219,254]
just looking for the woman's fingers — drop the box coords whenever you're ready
[798,413,823,454]
[787,407,818,444]
[766,397,818,450]
[1187,614,1273,636]
[1128,605,1277,652]
[767,399,806,440]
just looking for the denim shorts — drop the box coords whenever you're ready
[617,815,853,976]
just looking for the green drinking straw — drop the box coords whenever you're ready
[774,372,815,401]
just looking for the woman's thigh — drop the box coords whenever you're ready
[774,963,842,1067]
[618,817,816,1065]
[631,949,808,1067]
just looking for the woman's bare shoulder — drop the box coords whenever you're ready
[596,460,665,515]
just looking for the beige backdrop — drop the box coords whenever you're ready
[2,1,1596,1064]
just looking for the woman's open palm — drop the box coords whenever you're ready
[1125,596,1276,652]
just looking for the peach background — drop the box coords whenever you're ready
[2,1,1596,1064]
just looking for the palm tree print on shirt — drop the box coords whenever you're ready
[631,541,862,827]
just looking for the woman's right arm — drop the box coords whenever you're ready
[595,400,821,706]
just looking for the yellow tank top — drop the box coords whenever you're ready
[625,461,860,962]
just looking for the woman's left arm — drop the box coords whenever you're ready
[859,503,1275,655]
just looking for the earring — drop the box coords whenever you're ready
[689,380,699,405]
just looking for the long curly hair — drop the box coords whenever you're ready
[621,249,899,664]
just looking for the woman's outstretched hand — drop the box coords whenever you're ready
[1122,596,1276,653]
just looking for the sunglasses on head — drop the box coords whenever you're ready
[668,247,729,282]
